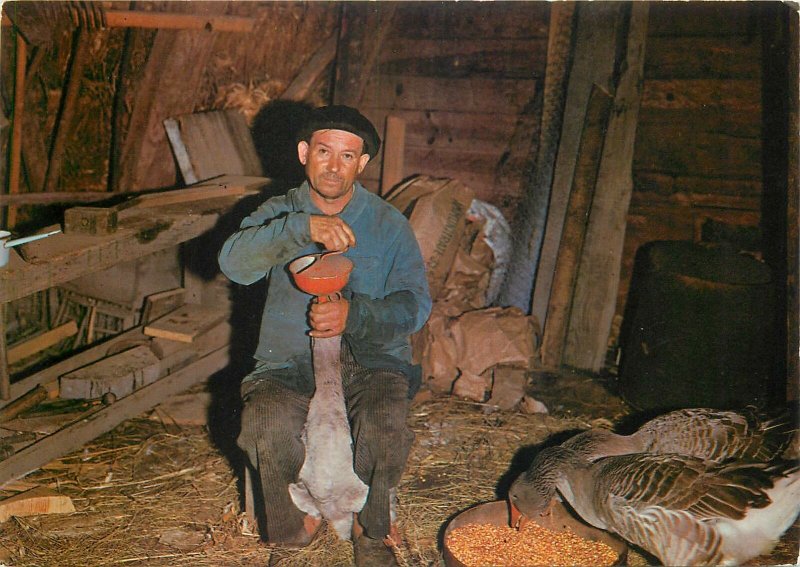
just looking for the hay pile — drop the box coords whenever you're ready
[0,378,794,566]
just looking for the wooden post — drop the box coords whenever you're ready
[5,32,27,228]
[380,115,406,196]
[540,86,613,369]
[280,33,338,102]
[563,2,649,372]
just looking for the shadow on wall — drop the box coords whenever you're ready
[251,99,315,191]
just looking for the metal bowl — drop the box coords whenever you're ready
[442,500,628,567]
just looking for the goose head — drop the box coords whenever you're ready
[508,446,584,527]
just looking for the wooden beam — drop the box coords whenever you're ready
[380,115,406,196]
[563,2,649,371]
[0,346,229,486]
[5,31,26,228]
[1,10,255,32]
[540,86,613,369]
[498,1,578,313]
[333,3,397,106]
[280,33,338,102]
[528,1,622,326]
[0,486,75,522]
[7,320,78,365]
[118,3,229,191]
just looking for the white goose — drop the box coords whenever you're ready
[562,407,796,463]
[509,446,800,566]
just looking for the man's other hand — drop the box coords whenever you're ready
[309,215,356,252]
[309,296,349,338]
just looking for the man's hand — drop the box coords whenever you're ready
[309,215,356,252]
[308,296,349,338]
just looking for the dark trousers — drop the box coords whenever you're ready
[237,345,414,543]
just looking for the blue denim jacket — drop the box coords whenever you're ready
[218,181,432,394]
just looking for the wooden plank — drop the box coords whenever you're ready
[361,109,532,154]
[334,3,397,107]
[377,38,548,79]
[637,107,761,137]
[0,486,75,522]
[390,3,550,39]
[142,288,186,325]
[563,2,649,371]
[103,9,255,32]
[647,2,757,37]
[644,36,761,80]
[5,32,26,227]
[280,33,338,101]
[528,1,624,325]
[7,321,78,365]
[164,109,263,185]
[633,172,762,203]
[641,79,761,112]
[541,86,613,369]
[0,347,229,486]
[380,115,406,196]
[0,196,241,304]
[143,305,226,344]
[359,74,538,114]
[60,345,161,400]
[118,3,229,192]
[634,125,762,179]
[0,327,154,411]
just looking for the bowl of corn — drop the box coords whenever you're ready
[443,500,628,567]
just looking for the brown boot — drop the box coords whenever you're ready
[352,532,399,567]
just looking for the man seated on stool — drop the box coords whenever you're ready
[218,105,431,566]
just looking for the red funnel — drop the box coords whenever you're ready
[289,253,353,296]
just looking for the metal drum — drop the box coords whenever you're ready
[618,241,776,411]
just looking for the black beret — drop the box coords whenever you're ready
[298,105,381,158]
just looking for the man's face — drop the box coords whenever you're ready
[298,129,370,211]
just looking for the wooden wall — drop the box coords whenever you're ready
[618,2,768,338]
[335,2,550,221]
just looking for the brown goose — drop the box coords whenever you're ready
[509,447,800,566]
[562,407,796,463]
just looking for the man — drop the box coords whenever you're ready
[218,105,431,565]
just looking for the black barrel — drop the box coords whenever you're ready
[618,241,776,411]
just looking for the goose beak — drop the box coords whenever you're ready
[509,501,529,530]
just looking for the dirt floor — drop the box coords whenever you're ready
[0,368,796,566]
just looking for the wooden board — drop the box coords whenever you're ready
[563,2,649,371]
[540,86,613,369]
[142,288,186,324]
[144,305,227,343]
[0,346,229,486]
[149,392,211,426]
[164,109,263,185]
[0,486,74,523]
[7,321,78,365]
[59,345,161,400]
[529,1,625,326]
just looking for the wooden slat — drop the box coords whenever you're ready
[0,347,229,486]
[541,86,613,369]
[280,33,338,101]
[377,38,548,79]
[528,1,624,326]
[361,109,532,154]
[633,173,762,203]
[647,2,757,37]
[143,305,226,344]
[563,2,649,371]
[165,109,263,184]
[60,345,161,400]
[641,78,761,112]
[380,116,406,195]
[0,486,75,522]
[360,75,538,114]
[634,125,762,179]
[390,3,550,40]
[7,321,78,365]
[103,10,255,32]
[644,36,761,80]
